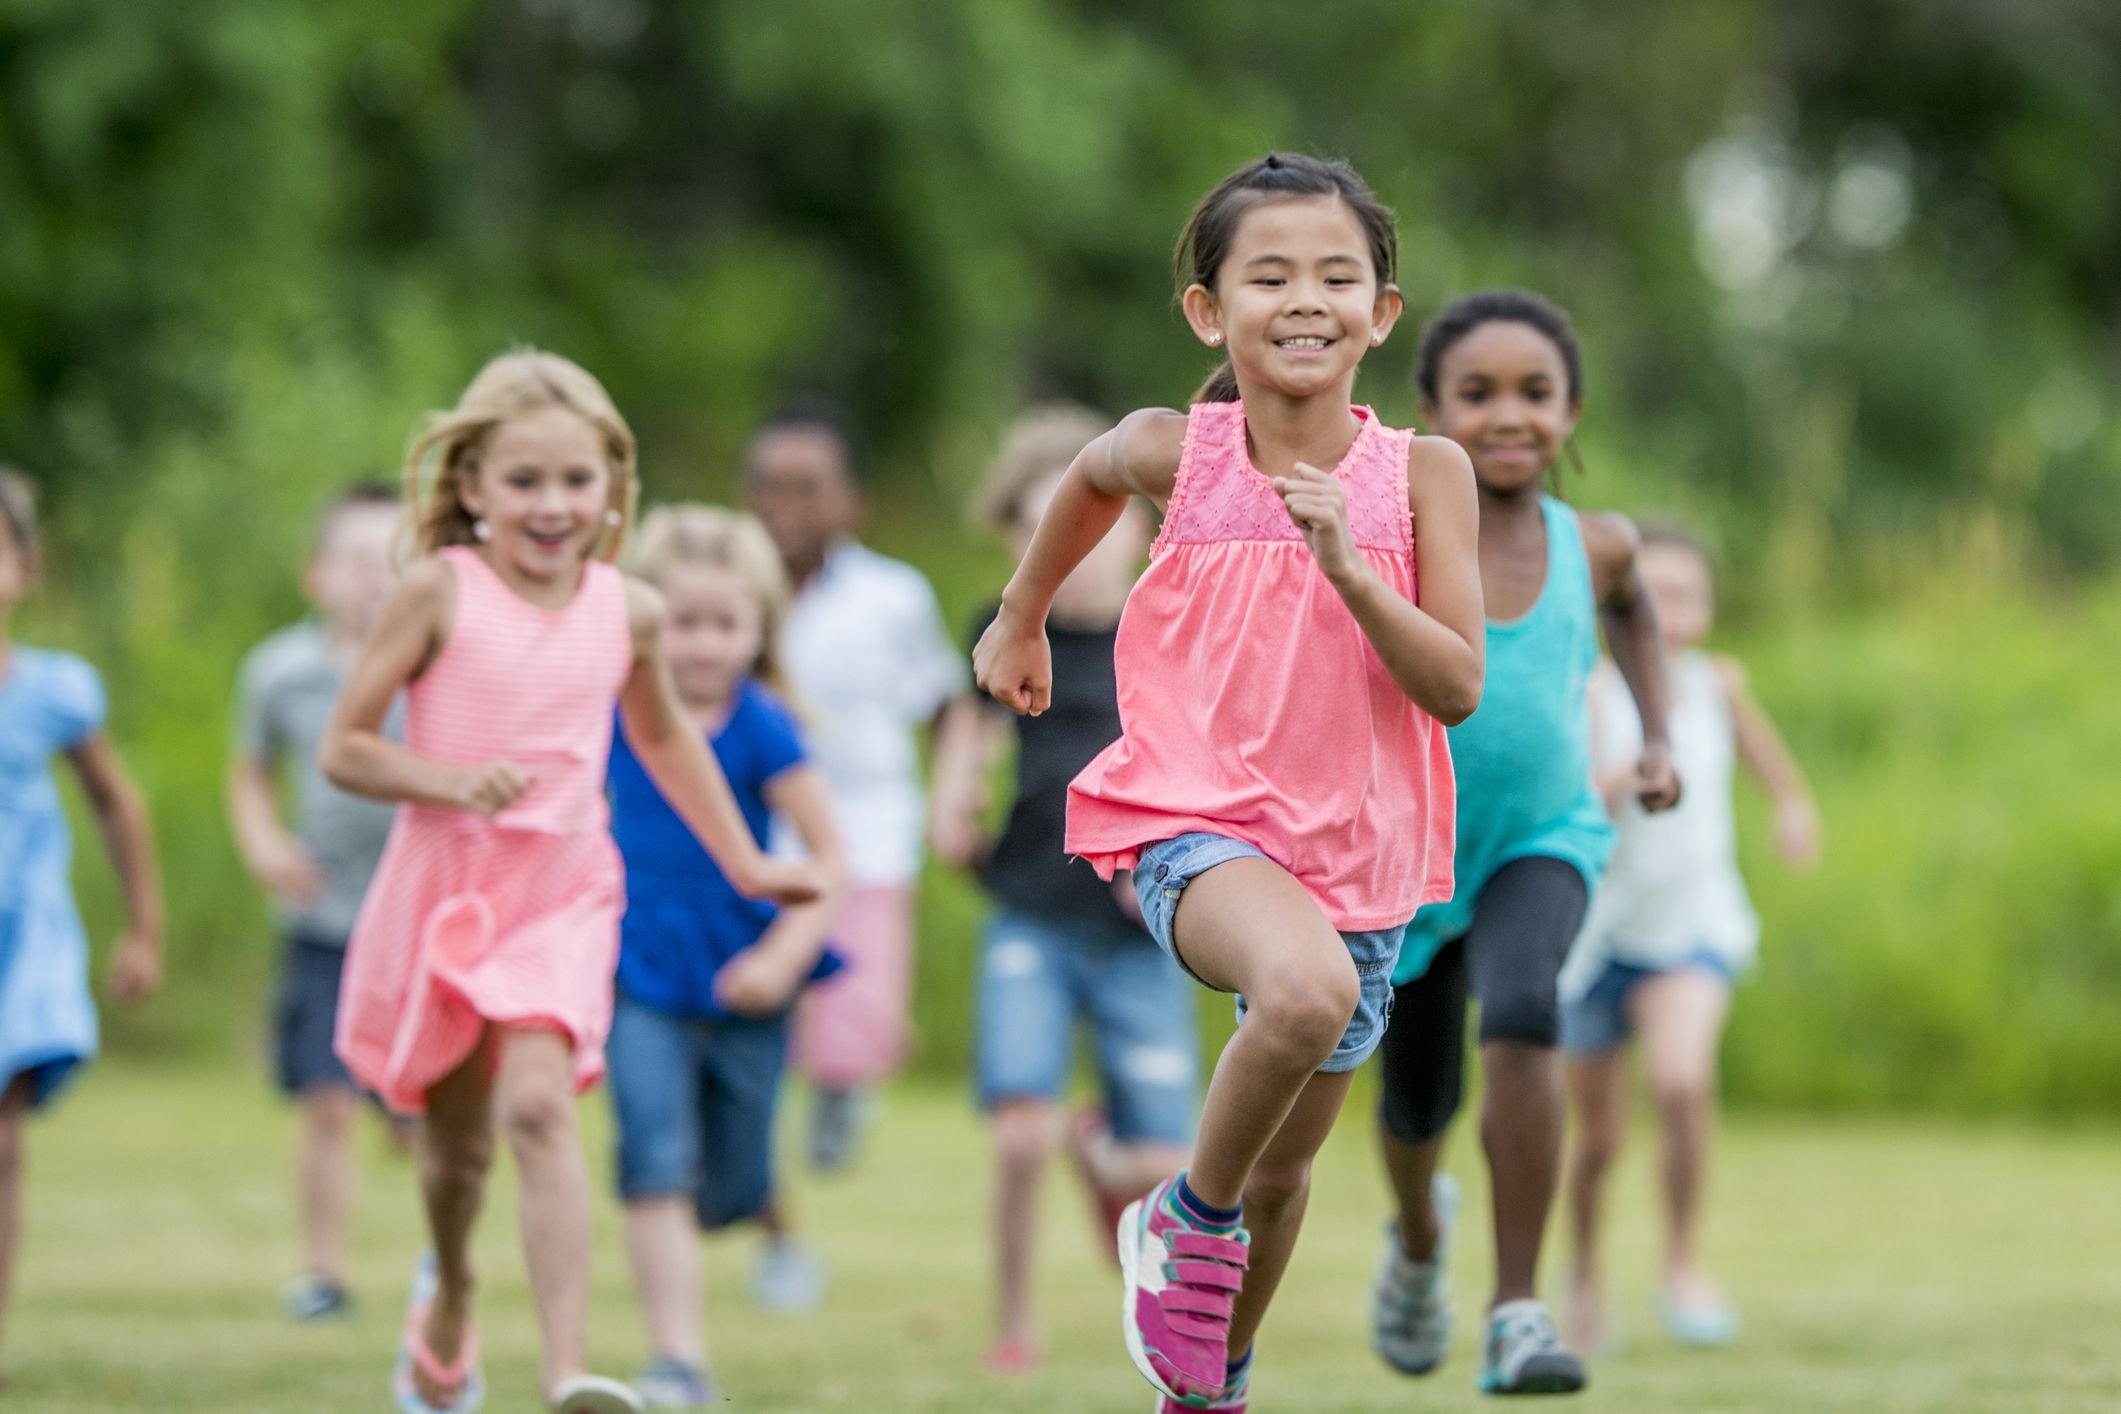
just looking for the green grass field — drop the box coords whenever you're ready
[9,1063,2121,1412]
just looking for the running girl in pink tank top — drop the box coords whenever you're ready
[975,153,1487,1413]
[321,350,820,1414]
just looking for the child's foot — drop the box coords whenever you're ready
[393,1257,483,1413]
[633,1356,713,1410]
[1154,1348,1252,1411]
[547,1373,644,1413]
[753,1238,827,1313]
[1563,1275,1615,1357]
[1067,1108,1129,1270]
[1118,1174,1251,1405]
[280,1270,353,1321]
[1479,1299,1585,1396]
[984,1338,1041,1373]
[1373,1172,1459,1375]
[808,1087,870,1173]
[1659,1272,1738,1347]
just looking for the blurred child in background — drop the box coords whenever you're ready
[605,505,845,1409]
[743,403,963,1172]
[1560,523,1818,1353]
[929,406,1197,1374]
[0,469,164,1386]
[228,483,406,1321]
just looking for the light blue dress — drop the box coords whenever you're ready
[0,647,106,1108]
[1394,498,1615,985]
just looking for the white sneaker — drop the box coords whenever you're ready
[1373,1173,1458,1375]
[753,1239,826,1313]
[1479,1299,1586,1395]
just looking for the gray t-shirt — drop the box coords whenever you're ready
[233,621,402,942]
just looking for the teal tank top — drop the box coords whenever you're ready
[1394,497,1614,984]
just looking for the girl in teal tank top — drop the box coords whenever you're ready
[1368,292,1680,1395]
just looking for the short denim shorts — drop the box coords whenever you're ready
[1559,949,1741,1054]
[1134,833,1408,1074]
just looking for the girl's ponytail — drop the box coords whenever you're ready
[1193,360,1242,405]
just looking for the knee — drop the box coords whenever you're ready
[1649,1067,1713,1120]
[1247,958,1360,1063]
[498,1084,575,1153]
[1572,1122,1623,1174]
[422,1127,495,1191]
[1479,982,1561,1050]
[1244,1155,1314,1217]
[991,1103,1057,1176]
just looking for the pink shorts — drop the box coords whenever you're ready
[793,885,914,1089]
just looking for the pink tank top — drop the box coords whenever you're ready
[410,547,633,835]
[1064,403,1456,931]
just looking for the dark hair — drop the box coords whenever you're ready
[1414,288,1584,407]
[0,467,38,559]
[745,397,864,484]
[1636,518,1716,569]
[1176,152,1398,405]
[314,480,401,551]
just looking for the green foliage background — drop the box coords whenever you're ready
[3,0,2117,1110]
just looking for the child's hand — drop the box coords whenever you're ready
[250,832,325,907]
[106,930,162,1005]
[1633,743,1682,812]
[714,948,804,1017]
[740,857,825,906]
[1776,799,1820,869]
[1274,463,1360,585]
[929,804,989,873]
[973,608,1052,716]
[450,762,534,817]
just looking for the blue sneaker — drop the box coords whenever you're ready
[633,1357,713,1410]
[1479,1299,1585,1395]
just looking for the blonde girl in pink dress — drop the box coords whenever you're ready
[975,153,1487,1413]
[322,350,820,1414]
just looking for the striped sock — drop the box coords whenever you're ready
[1171,1172,1243,1233]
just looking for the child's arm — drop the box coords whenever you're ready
[226,757,323,906]
[1718,657,1820,867]
[1582,513,1681,811]
[714,763,848,1017]
[617,578,822,906]
[63,734,163,1004]
[1272,435,1484,724]
[975,409,1184,715]
[927,695,1010,872]
[319,560,532,813]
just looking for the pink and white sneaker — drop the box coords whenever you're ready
[1154,1373,1248,1412]
[1118,1176,1250,1406]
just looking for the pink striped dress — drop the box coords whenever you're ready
[1065,402,1457,931]
[335,546,634,1114]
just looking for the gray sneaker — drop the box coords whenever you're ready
[753,1239,826,1314]
[278,1271,352,1322]
[1479,1299,1586,1395]
[633,1356,714,1409]
[1373,1172,1459,1375]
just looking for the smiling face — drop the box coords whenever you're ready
[1640,540,1716,650]
[307,502,399,640]
[744,425,859,576]
[655,561,765,708]
[1424,319,1580,496]
[1184,193,1402,401]
[457,405,614,586]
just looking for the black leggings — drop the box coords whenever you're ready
[1378,855,1589,1145]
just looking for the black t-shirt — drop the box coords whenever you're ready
[969,604,1135,926]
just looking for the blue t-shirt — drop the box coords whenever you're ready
[608,679,825,1019]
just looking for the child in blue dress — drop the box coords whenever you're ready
[604,506,846,1409]
[0,470,164,1383]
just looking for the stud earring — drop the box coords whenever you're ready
[471,517,491,542]
[1208,332,1223,347]
[1371,333,1383,346]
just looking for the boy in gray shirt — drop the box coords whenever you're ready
[227,485,402,1320]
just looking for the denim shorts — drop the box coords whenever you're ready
[273,930,357,1096]
[1559,949,1740,1054]
[975,907,1197,1145]
[606,995,789,1230]
[1134,833,1407,1074]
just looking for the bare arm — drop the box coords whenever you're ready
[226,757,323,906]
[1583,512,1680,811]
[1273,434,1485,724]
[1719,656,1820,866]
[927,695,1011,872]
[975,409,1183,715]
[65,733,163,1003]
[617,578,821,904]
[318,559,528,811]
[714,764,847,1017]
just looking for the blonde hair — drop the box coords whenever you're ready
[403,348,638,561]
[973,403,1112,534]
[627,504,795,702]
[0,468,38,562]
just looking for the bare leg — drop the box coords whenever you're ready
[1078,1134,1190,1204]
[413,1030,499,1408]
[1168,859,1359,1210]
[990,1099,1061,1350]
[1382,1129,1450,1263]
[1225,1069,1358,1358]
[495,1027,597,1395]
[297,1085,361,1283]
[1563,1049,1628,1351]
[0,1078,32,1375]
[1481,1039,1565,1309]
[1632,972,1730,1304]
[624,1197,704,1368]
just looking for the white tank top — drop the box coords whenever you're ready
[1560,650,1759,998]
